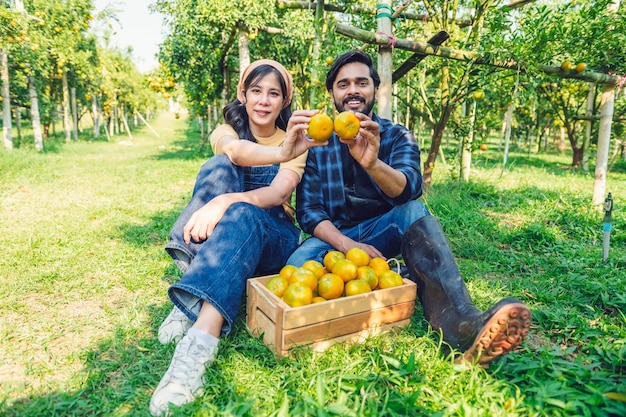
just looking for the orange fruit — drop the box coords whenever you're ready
[333,111,360,140]
[323,250,345,271]
[302,260,325,279]
[325,56,334,65]
[266,275,289,298]
[479,144,488,151]
[307,113,333,142]
[279,264,297,280]
[378,270,404,289]
[331,259,358,282]
[317,273,345,300]
[575,63,587,73]
[368,257,390,276]
[560,61,572,71]
[356,266,379,290]
[288,267,318,291]
[345,279,372,296]
[312,296,327,303]
[346,247,370,267]
[283,283,313,307]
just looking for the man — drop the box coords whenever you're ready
[286,50,531,367]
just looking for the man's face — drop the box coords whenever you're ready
[330,62,377,116]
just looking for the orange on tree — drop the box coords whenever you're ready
[560,61,573,71]
[345,279,372,296]
[331,259,358,282]
[317,273,345,300]
[302,259,325,279]
[279,264,297,280]
[283,283,313,307]
[378,270,404,289]
[307,113,333,142]
[288,267,318,291]
[356,265,378,290]
[325,56,334,65]
[479,144,488,151]
[368,257,390,276]
[575,63,587,73]
[323,250,345,271]
[266,275,289,298]
[346,247,370,267]
[333,111,360,140]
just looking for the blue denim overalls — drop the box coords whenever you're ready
[165,154,300,336]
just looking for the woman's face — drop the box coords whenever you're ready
[243,72,284,136]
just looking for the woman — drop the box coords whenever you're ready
[150,59,325,416]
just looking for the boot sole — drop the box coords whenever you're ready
[461,302,531,367]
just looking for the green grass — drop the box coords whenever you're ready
[1,113,625,416]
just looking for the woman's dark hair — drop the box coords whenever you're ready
[325,50,381,91]
[222,64,292,142]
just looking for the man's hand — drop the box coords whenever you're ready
[339,112,380,170]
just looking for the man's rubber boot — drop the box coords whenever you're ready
[401,215,531,367]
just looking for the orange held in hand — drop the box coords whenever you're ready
[334,111,360,140]
[308,113,333,142]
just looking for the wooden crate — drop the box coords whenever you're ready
[246,275,417,356]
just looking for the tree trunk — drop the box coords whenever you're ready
[238,29,250,74]
[28,76,44,152]
[1,51,12,150]
[71,87,78,141]
[503,103,514,167]
[461,100,477,182]
[62,70,71,142]
[423,104,454,188]
[15,107,22,144]
[92,94,99,138]
[582,83,595,171]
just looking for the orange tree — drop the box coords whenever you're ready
[478,0,626,168]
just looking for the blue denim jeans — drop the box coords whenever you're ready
[286,199,430,267]
[165,154,301,336]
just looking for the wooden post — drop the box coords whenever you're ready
[376,0,393,120]
[592,84,614,205]
[135,111,161,138]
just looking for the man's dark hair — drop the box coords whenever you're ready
[325,50,381,91]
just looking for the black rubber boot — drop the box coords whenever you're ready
[401,215,531,366]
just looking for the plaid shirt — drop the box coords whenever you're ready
[296,113,423,234]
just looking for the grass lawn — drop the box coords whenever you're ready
[1,112,625,416]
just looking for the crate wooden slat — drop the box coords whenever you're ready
[246,275,417,356]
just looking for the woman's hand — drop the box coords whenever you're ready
[183,195,232,243]
[280,109,328,161]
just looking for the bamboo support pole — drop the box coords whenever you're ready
[335,23,622,86]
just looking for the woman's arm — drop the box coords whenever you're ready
[215,109,326,166]
[183,169,300,244]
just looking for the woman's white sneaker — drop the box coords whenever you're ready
[149,332,218,416]
[158,306,193,344]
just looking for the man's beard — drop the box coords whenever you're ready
[334,95,375,116]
